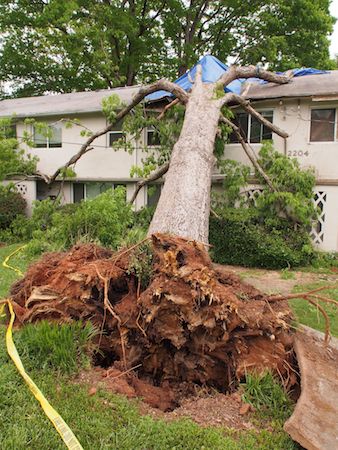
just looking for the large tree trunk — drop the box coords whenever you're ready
[148,73,221,243]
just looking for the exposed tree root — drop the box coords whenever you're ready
[267,286,338,344]
[9,234,297,408]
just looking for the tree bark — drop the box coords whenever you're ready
[148,69,221,243]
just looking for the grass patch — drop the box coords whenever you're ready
[14,321,98,374]
[280,268,296,280]
[0,243,36,298]
[290,281,338,337]
[0,244,298,449]
[0,327,298,450]
[241,372,293,424]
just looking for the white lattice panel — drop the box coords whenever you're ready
[244,188,263,206]
[311,191,327,244]
[16,183,28,197]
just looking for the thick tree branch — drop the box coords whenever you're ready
[129,162,169,205]
[221,93,289,139]
[220,115,277,192]
[47,81,188,184]
[217,65,291,89]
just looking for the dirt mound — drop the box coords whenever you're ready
[10,234,294,409]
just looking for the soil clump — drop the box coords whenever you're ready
[9,234,294,410]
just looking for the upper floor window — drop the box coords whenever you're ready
[229,111,273,144]
[310,109,336,142]
[0,123,16,139]
[109,119,125,146]
[146,127,161,146]
[34,123,62,148]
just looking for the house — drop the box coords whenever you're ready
[1,57,338,251]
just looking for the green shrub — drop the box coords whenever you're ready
[209,209,314,269]
[211,143,317,269]
[0,185,26,229]
[24,186,134,254]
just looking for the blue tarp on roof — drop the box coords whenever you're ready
[146,55,326,102]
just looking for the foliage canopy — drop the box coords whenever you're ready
[0,0,335,97]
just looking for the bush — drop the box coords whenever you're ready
[209,209,314,269]
[0,185,26,229]
[23,186,134,254]
[211,143,317,269]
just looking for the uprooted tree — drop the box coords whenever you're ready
[6,66,338,450]
[45,64,291,243]
[8,64,308,399]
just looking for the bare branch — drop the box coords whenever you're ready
[217,65,291,89]
[221,93,289,139]
[157,98,180,120]
[129,162,169,205]
[220,115,277,192]
[47,80,189,184]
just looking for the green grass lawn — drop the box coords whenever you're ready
[2,243,330,450]
[290,281,338,337]
[0,243,36,298]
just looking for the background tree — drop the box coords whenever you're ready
[0,0,335,97]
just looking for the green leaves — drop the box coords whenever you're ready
[256,142,317,227]
[0,118,38,181]
[0,1,334,97]
[102,94,122,123]
[211,142,317,268]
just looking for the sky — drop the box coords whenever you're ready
[330,0,338,57]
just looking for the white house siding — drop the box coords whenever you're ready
[3,179,37,216]
[15,113,150,210]
[3,86,338,251]
[223,97,338,252]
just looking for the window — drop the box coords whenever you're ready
[146,127,161,146]
[147,184,161,207]
[310,109,335,142]
[86,182,113,199]
[229,111,273,143]
[73,182,126,203]
[108,119,125,146]
[0,123,16,139]
[34,123,62,148]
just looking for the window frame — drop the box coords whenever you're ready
[107,118,126,147]
[146,183,162,207]
[72,182,127,203]
[309,107,337,143]
[146,126,161,147]
[228,109,274,145]
[33,123,62,148]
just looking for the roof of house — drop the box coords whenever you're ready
[243,70,338,101]
[0,85,141,118]
[146,55,334,102]
[1,61,337,119]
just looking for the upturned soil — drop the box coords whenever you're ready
[9,234,295,412]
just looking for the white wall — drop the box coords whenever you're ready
[17,113,142,180]
[3,179,37,216]
[224,98,338,179]
[14,97,338,251]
